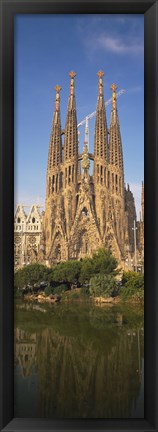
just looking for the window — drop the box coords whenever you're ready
[32,217,35,223]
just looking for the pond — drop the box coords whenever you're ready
[14,300,144,419]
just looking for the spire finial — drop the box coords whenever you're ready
[111,83,117,110]
[55,85,62,93]
[97,70,104,79]
[69,71,76,79]
[54,85,62,111]
[97,70,104,95]
[69,71,76,96]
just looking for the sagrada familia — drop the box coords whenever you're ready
[14,71,144,270]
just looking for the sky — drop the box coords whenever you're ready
[14,14,144,218]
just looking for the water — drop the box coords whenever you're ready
[14,301,144,419]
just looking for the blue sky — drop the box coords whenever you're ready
[14,14,144,217]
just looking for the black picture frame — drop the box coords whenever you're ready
[0,1,158,431]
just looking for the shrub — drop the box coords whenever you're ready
[14,263,51,290]
[80,285,90,296]
[49,260,82,288]
[79,248,118,284]
[89,274,117,298]
[120,286,144,303]
[53,284,68,295]
[122,271,144,290]
[44,285,52,297]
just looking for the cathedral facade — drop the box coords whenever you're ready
[44,71,131,267]
[14,71,144,271]
[14,205,44,270]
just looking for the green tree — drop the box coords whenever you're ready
[122,271,144,290]
[49,260,82,288]
[120,271,144,302]
[14,263,51,290]
[89,274,117,298]
[79,249,118,284]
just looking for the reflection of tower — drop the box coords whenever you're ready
[15,329,37,377]
[35,319,144,418]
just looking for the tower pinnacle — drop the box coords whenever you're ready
[54,85,62,111]
[64,71,78,159]
[111,83,117,110]
[109,83,124,188]
[94,70,108,161]
[97,70,104,96]
[69,71,76,96]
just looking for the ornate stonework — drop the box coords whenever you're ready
[43,71,131,267]
[14,205,44,270]
[14,72,144,270]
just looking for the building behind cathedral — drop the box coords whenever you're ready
[14,71,144,271]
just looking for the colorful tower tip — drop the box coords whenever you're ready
[55,85,62,93]
[69,71,76,79]
[111,83,117,92]
[97,70,104,79]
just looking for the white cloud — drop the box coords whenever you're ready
[94,34,144,55]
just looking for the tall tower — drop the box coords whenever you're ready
[46,85,62,198]
[141,181,144,222]
[108,83,126,255]
[44,85,65,263]
[93,71,109,236]
[63,71,78,237]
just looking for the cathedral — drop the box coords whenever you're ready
[14,71,144,271]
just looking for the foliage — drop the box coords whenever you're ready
[79,249,118,284]
[14,264,51,290]
[62,289,81,301]
[80,285,90,296]
[44,285,52,297]
[120,286,144,303]
[122,271,144,290]
[89,274,117,298]
[14,288,23,298]
[120,271,144,303]
[79,258,94,284]
[49,260,82,287]
[53,284,68,295]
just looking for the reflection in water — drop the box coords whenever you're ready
[14,302,144,418]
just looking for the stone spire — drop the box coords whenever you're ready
[47,85,62,171]
[94,70,108,160]
[141,181,144,222]
[82,141,90,178]
[109,84,124,172]
[64,71,78,160]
